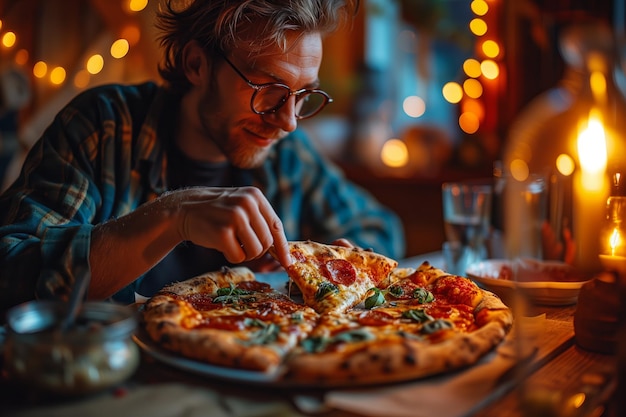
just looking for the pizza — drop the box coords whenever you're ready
[141,241,513,385]
[142,266,319,373]
[269,240,399,313]
[283,264,512,384]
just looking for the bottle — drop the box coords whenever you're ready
[502,20,626,276]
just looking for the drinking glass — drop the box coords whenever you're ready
[441,180,493,275]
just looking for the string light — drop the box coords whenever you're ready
[0,0,149,88]
[441,0,502,136]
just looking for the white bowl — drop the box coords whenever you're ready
[466,259,590,306]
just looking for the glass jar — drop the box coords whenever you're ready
[598,195,626,275]
[503,21,626,276]
[4,300,140,395]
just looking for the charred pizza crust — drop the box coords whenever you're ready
[143,266,319,372]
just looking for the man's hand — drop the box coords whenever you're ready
[89,186,291,299]
[174,186,292,267]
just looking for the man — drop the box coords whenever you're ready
[0,0,404,313]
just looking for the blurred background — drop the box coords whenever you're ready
[0,0,622,257]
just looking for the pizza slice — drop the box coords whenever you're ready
[142,266,319,373]
[364,261,483,309]
[270,240,398,314]
[284,265,513,385]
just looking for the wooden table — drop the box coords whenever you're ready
[470,304,617,417]
[0,269,620,417]
[125,302,617,417]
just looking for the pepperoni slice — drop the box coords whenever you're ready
[357,310,395,326]
[196,316,247,331]
[237,281,271,292]
[322,259,357,286]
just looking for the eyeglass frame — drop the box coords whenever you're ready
[219,53,333,120]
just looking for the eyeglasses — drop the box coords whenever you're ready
[220,54,333,120]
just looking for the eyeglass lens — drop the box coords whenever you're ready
[252,86,328,118]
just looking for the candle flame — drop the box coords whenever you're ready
[577,108,608,190]
[610,228,621,256]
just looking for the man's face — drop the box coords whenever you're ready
[192,31,323,169]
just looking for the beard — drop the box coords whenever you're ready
[220,125,275,169]
[196,92,281,169]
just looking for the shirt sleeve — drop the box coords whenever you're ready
[260,129,406,260]
[0,107,102,312]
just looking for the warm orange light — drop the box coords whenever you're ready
[463,78,483,99]
[556,154,575,176]
[128,0,148,12]
[481,40,500,58]
[14,49,29,65]
[510,159,530,182]
[469,18,487,36]
[49,66,66,85]
[590,71,607,104]
[2,31,16,48]
[33,61,47,78]
[609,228,622,255]
[442,82,463,103]
[471,0,488,16]
[481,59,499,79]
[381,139,409,168]
[461,98,485,121]
[577,109,608,189]
[86,54,104,74]
[74,69,91,89]
[111,39,130,59]
[463,58,482,78]
[459,112,479,134]
[121,25,141,46]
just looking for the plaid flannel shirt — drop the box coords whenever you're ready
[0,82,405,313]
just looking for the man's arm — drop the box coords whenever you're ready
[89,187,291,299]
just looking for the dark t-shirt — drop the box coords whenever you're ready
[123,144,253,301]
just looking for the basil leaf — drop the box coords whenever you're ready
[301,336,329,353]
[315,281,339,301]
[388,285,404,298]
[364,288,386,309]
[214,283,251,304]
[242,320,280,345]
[333,328,375,344]
[291,311,304,323]
[421,319,454,334]
[413,288,434,304]
[402,308,433,323]
[301,329,375,353]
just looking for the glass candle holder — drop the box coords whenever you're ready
[598,196,626,277]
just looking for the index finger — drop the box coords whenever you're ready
[255,194,292,268]
[268,218,292,268]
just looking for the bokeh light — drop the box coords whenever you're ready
[49,66,66,85]
[459,112,480,134]
[381,139,409,168]
[111,39,130,59]
[403,96,426,118]
[469,18,487,36]
[442,82,463,104]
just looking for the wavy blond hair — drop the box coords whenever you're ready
[155,0,359,93]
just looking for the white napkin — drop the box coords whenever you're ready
[325,316,545,417]
[11,383,305,417]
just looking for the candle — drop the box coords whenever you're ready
[573,109,608,273]
[599,254,626,276]
[599,214,626,277]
